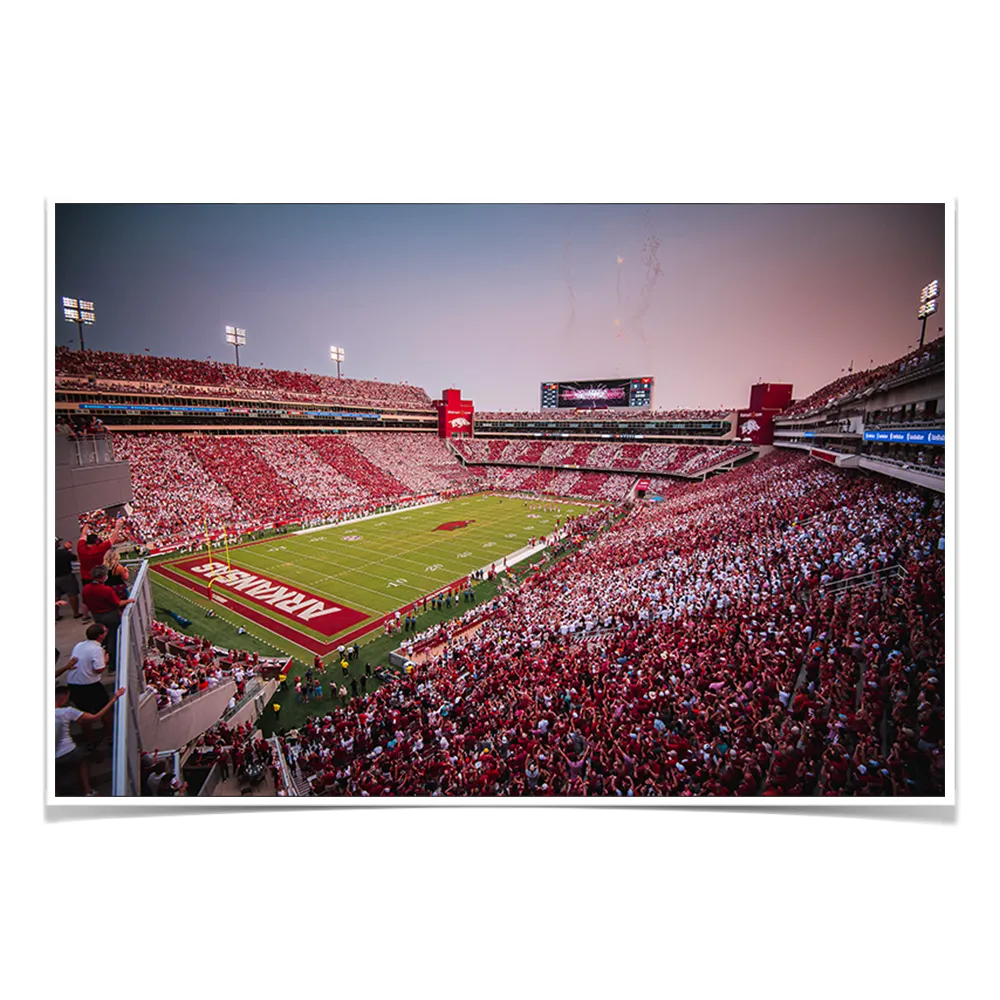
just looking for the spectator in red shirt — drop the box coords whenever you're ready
[81,564,135,668]
[78,517,124,587]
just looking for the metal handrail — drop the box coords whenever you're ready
[820,563,907,597]
[269,735,297,796]
[221,679,266,722]
[112,560,152,796]
[861,454,945,477]
[156,679,233,717]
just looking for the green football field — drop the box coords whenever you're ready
[151,493,595,667]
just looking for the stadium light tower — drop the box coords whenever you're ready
[330,345,345,379]
[917,279,939,350]
[62,297,95,351]
[225,326,246,367]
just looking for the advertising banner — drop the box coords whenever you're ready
[863,429,944,445]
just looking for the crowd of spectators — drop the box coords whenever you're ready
[454,439,753,478]
[145,621,263,712]
[84,431,484,550]
[475,408,733,423]
[302,435,411,500]
[469,467,639,501]
[56,412,107,438]
[347,432,479,494]
[180,719,278,791]
[781,337,945,418]
[249,435,369,510]
[271,451,944,796]
[111,434,239,544]
[55,346,434,410]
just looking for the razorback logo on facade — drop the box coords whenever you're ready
[434,520,476,531]
[450,416,471,428]
[174,559,368,637]
[736,410,773,445]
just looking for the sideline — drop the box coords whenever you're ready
[293,496,446,536]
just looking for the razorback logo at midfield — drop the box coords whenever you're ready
[173,559,369,637]
[434,519,476,531]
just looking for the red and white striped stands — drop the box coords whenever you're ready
[453,438,751,478]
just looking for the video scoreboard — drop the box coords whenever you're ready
[540,377,654,410]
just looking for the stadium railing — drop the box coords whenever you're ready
[112,560,153,796]
[63,432,117,468]
[820,563,907,598]
[269,735,298,796]
[861,453,945,476]
[222,678,268,723]
[157,681,233,718]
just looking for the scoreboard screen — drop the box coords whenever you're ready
[540,377,653,410]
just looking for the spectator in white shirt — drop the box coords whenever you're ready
[62,624,114,750]
[54,683,124,796]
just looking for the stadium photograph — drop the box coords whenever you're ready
[49,202,949,801]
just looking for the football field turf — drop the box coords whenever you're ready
[150,493,595,664]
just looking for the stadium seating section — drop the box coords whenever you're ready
[272,451,945,796]
[780,337,945,417]
[55,347,433,410]
[145,621,265,713]
[476,408,732,422]
[108,432,477,547]
[58,335,946,798]
[453,439,752,477]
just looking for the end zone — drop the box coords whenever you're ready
[152,558,370,655]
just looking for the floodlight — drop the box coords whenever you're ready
[225,325,247,365]
[62,294,94,350]
[330,345,345,377]
[916,279,940,348]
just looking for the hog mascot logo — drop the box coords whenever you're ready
[450,416,471,428]
[739,418,761,439]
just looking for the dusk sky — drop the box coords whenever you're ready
[55,203,944,411]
